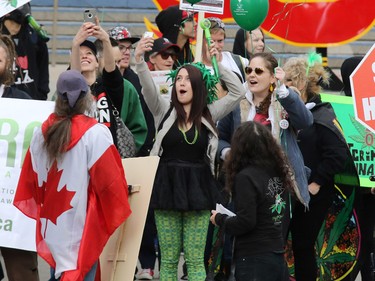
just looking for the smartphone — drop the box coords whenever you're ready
[143,31,154,38]
[83,9,97,24]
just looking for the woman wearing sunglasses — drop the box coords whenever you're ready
[145,37,180,71]
[217,53,313,255]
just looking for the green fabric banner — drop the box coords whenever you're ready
[321,93,374,187]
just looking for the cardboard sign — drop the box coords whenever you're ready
[100,156,159,281]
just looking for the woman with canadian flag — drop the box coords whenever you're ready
[13,70,132,281]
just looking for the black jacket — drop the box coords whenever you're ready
[1,23,49,100]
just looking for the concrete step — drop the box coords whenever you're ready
[31,6,375,69]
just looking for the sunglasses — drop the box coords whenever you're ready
[245,66,265,75]
[159,52,178,61]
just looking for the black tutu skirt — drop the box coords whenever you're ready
[150,159,221,211]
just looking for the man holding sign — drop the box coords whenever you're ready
[0,33,40,281]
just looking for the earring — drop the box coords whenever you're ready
[269,84,274,93]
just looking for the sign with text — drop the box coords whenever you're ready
[180,0,224,14]
[0,0,30,18]
[0,98,54,251]
[150,70,172,101]
[321,94,374,187]
[350,43,375,135]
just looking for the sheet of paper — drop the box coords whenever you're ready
[216,203,236,217]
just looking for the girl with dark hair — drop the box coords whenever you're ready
[134,39,245,281]
[14,70,131,281]
[211,121,293,281]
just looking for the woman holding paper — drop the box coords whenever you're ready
[210,121,293,281]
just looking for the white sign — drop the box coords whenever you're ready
[0,0,31,19]
[180,0,224,15]
[151,70,172,101]
[0,98,54,251]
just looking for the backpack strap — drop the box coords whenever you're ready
[231,53,246,83]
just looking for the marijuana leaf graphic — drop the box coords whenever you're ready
[348,115,375,149]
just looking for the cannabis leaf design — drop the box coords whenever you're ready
[348,115,375,149]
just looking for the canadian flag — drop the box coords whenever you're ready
[14,114,131,281]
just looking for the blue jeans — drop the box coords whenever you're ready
[234,252,286,281]
[49,261,98,281]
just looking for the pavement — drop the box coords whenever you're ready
[1,253,188,281]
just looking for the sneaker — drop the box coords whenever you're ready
[136,268,154,280]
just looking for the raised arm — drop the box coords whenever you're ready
[70,22,96,71]
[208,63,246,122]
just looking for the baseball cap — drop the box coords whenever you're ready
[207,17,225,31]
[80,40,97,56]
[57,70,89,108]
[149,38,180,55]
[107,26,140,44]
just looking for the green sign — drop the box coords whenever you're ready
[321,94,374,187]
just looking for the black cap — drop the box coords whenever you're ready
[149,38,180,55]
[80,40,97,56]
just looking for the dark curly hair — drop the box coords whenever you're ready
[224,121,295,194]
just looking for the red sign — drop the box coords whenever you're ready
[150,0,375,46]
[350,43,375,134]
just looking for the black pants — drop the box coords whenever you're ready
[0,247,39,281]
[234,252,286,281]
[359,191,375,281]
[290,186,334,281]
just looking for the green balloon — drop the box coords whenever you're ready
[230,0,269,31]
[186,0,203,4]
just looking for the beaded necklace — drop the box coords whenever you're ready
[179,125,198,145]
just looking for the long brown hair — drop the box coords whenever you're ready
[44,93,94,161]
[249,52,278,114]
[0,34,16,86]
[170,64,216,131]
[225,121,295,193]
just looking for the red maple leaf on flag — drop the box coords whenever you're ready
[40,161,76,225]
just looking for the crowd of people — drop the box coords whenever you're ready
[0,3,374,281]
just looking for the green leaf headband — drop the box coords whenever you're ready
[167,62,219,104]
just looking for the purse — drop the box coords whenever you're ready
[112,105,136,158]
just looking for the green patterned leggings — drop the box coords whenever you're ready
[154,210,210,281]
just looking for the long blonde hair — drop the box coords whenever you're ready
[283,56,330,102]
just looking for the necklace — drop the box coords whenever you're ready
[179,125,198,145]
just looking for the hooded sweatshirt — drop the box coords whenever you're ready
[155,5,194,66]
